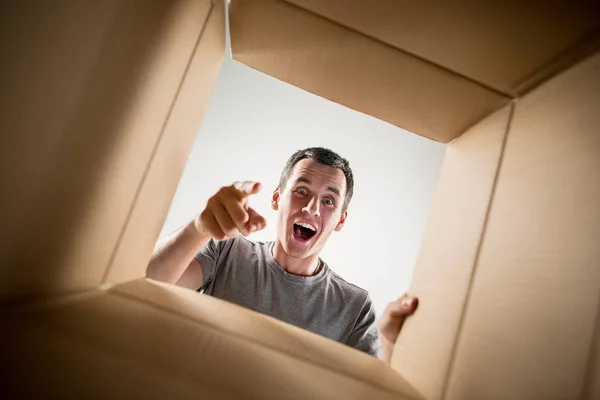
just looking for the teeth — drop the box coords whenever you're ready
[296,222,316,232]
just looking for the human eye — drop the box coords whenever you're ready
[323,197,334,206]
[296,187,308,196]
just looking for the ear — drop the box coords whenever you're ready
[271,188,280,211]
[334,210,348,232]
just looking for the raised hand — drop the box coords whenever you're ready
[195,181,267,240]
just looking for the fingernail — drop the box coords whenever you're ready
[251,223,258,231]
[403,297,414,308]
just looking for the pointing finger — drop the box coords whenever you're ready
[232,181,261,199]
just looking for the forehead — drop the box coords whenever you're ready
[289,158,346,195]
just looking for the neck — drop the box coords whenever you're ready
[272,240,321,277]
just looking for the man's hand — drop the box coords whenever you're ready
[195,181,267,240]
[377,293,419,363]
[147,181,267,287]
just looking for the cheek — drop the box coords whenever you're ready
[321,209,340,229]
[279,196,299,219]
[287,196,304,211]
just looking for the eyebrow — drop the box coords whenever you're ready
[295,177,341,197]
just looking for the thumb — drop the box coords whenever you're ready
[245,207,267,233]
[387,294,418,317]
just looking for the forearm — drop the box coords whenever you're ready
[377,315,402,364]
[146,219,210,284]
[376,294,418,364]
[379,334,394,364]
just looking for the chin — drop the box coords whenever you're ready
[282,237,315,259]
[283,244,310,260]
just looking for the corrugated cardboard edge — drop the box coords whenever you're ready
[391,104,514,400]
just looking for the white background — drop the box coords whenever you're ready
[158,56,446,315]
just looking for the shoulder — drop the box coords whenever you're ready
[229,235,271,252]
[215,235,258,249]
[327,269,370,305]
[217,235,271,259]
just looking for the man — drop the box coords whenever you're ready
[147,147,417,362]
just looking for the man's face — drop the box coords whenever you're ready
[272,158,348,260]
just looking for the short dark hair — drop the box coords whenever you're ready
[278,147,354,212]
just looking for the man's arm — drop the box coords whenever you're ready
[146,220,210,289]
[146,181,266,289]
[377,294,418,363]
[346,299,381,358]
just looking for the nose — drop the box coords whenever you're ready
[302,196,320,217]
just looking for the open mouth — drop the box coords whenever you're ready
[293,222,317,242]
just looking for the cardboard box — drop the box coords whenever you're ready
[1,0,599,398]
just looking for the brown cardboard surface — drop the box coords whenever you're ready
[229,0,508,143]
[391,105,512,400]
[3,279,422,399]
[3,1,600,398]
[0,1,212,297]
[582,304,600,400]
[114,278,423,399]
[105,2,225,285]
[0,0,120,293]
[445,52,600,399]
[287,0,600,96]
[0,0,119,264]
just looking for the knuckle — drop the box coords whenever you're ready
[235,210,249,224]
[214,233,226,241]
[199,209,210,221]
[207,196,218,207]
[224,230,237,238]
[223,224,238,236]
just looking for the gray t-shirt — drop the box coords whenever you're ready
[195,236,381,357]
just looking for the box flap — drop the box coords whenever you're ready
[104,0,225,285]
[287,0,600,96]
[445,50,600,400]
[3,279,424,399]
[229,0,509,143]
[0,0,219,297]
[392,105,512,400]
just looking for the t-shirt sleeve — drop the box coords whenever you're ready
[346,296,382,358]
[194,238,223,290]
